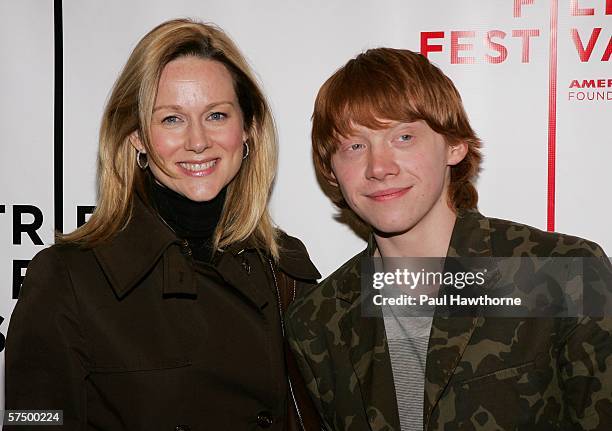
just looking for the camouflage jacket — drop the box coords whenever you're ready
[286,209,612,430]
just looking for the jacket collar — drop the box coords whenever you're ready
[446,208,494,258]
[336,209,497,429]
[93,196,320,299]
[220,233,321,281]
[338,209,493,300]
[93,196,179,299]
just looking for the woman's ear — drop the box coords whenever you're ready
[447,141,468,166]
[129,130,145,153]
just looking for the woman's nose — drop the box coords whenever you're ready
[184,122,210,153]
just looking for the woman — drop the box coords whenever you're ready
[6,19,320,430]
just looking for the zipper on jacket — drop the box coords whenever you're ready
[268,260,305,431]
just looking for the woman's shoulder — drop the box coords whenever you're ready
[275,230,321,281]
[15,244,91,309]
[29,242,96,271]
[21,243,98,295]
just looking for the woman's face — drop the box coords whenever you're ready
[133,57,247,202]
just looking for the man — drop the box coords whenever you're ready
[286,48,612,430]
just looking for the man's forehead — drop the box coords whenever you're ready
[340,119,422,137]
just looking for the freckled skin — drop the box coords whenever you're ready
[331,120,465,257]
[131,57,247,202]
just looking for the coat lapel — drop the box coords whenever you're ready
[424,209,496,427]
[336,245,401,430]
[93,196,178,298]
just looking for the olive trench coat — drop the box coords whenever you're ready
[5,197,320,431]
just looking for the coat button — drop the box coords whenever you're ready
[180,240,192,256]
[256,411,273,428]
[241,260,251,274]
[175,426,191,431]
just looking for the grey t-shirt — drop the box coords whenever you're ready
[383,308,432,431]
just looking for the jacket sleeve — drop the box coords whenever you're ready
[560,248,612,430]
[560,316,612,430]
[5,246,89,430]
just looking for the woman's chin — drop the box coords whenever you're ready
[183,188,222,202]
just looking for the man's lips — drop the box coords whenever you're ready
[366,187,411,201]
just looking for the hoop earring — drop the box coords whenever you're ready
[137,150,148,169]
[242,141,249,160]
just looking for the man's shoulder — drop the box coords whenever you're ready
[287,248,365,329]
[486,216,607,257]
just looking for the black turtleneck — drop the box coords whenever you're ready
[148,177,226,262]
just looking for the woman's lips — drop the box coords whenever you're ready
[176,158,218,177]
[367,187,411,201]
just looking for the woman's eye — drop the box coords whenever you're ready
[350,143,364,151]
[161,115,181,125]
[208,112,227,121]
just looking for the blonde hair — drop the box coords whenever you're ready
[60,19,279,258]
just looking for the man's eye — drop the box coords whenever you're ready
[208,112,227,121]
[398,134,413,142]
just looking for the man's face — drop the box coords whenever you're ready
[330,120,465,236]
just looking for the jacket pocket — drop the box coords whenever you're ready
[448,360,552,429]
[86,360,195,431]
[457,360,536,386]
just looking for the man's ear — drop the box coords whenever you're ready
[447,141,468,166]
[327,168,339,187]
[129,130,145,153]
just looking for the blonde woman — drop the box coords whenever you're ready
[6,19,320,430]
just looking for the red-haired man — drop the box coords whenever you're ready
[287,48,612,430]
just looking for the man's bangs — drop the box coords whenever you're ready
[325,69,416,143]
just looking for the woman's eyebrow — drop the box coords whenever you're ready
[152,101,236,113]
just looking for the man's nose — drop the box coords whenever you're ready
[365,144,399,180]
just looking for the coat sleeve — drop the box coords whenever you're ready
[5,246,89,430]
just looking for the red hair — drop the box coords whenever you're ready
[312,48,482,210]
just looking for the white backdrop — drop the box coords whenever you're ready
[1,0,610,408]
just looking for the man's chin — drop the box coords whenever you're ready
[370,221,415,238]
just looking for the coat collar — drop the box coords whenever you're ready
[93,196,179,299]
[336,209,498,430]
[220,232,321,281]
[93,196,319,299]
